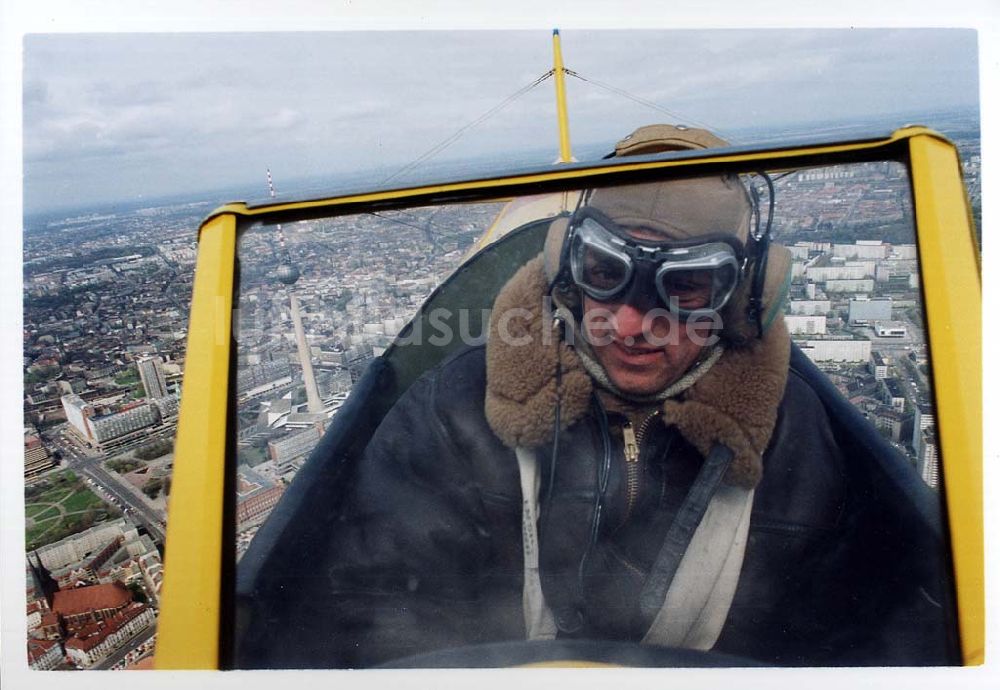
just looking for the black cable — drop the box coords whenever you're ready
[564,69,737,143]
[578,392,611,589]
[366,210,457,239]
[747,172,776,337]
[546,313,567,504]
[382,70,555,185]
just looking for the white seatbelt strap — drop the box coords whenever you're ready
[515,446,557,640]
[641,485,755,649]
[516,446,753,648]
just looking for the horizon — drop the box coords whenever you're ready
[23,103,982,222]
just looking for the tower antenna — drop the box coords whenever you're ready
[265,169,322,414]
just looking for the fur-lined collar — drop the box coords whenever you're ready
[484,255,790,489]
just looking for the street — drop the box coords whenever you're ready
[40,424,167,544]
[93,622,158,670]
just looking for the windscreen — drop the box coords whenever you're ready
[228,163,956,668]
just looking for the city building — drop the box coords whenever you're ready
[319,368,353,398]
[788,299,831,316]
[785,315,826,335]
[797,338,872,363]
[917,427,940,490]
[870,352,890,380]
[804,264,870,282]
[51,581,133,629]
[911,403,935,454]
[874,322,908,338]
[28,518,161,594]
[88,403,161,445]
[238,360,293,393]
[236,466,287,532]
[24,432,56,478]
[60,393,168,449]
[27,637,63,670]
[61,393,95,443]
[344,344,375,383]
[849,298,893,324]
[27,533,161,669]
[63,602,156,668]
[882,378,908,413]
[874,407,908,443]
[824,278,875,294]
[137,355,168,399]
[832,240,889,260]
[883,273,919,292]
[150,393,181,420]
[267,425,323,467]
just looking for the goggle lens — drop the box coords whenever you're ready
[567,210,742,316]
[580,245,631,294]
[657,264,738,312]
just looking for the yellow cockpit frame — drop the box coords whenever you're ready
[154,126,982,668]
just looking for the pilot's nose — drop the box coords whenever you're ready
[611,301,649,339]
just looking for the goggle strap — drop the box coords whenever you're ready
[552,189,595,293]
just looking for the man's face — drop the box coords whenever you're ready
[580,228,719,396]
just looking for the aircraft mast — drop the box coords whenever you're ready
[552,29,574,163]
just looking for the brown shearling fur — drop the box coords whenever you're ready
[662,318,790,488]
[484,256,592,448]
[484,254,790,488]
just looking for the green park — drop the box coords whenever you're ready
[25,471,117,551]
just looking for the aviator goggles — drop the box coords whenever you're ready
[567,206,745,318]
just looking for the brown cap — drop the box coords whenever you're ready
[613,123,730,156]
[543,124,751,283]
[594,124,751,242]
[586,175,752,244]
[542,124,790,342]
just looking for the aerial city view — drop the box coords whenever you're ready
[21,117,981,669]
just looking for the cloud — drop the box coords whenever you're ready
[20,29,980,212]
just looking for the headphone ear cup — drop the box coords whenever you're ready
[758,243,791,332]
[750,235,771,332]
[720,242,791,344]
[543,215,572,286]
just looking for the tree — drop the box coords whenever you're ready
[135,439,173,461]
[107,458,145,474]
[126,581,148,604]
[142,478,164,500]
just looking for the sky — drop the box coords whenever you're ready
[19,27,982,214]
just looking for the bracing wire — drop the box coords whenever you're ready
[367,210,464,240]
[382,64,747,186]
[564,69,739,144]
[382,70,555,185]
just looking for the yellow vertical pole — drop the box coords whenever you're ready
[908,133,983,665]
[155,213,237,669]
[552,29,574,164]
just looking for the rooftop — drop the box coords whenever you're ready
[52,581,131,617]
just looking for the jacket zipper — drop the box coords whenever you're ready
[621,410,661,526]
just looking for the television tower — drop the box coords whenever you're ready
[267,169,323,414]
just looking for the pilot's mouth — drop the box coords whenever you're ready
[612,339,663,357]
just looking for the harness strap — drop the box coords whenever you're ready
[639,443,736,620]
[516,443,753,649]
[515,446,557,639]
[641,483,755,649]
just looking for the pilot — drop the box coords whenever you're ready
[267,125,955,667]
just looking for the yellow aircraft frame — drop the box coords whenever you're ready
[155,126,982,669]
